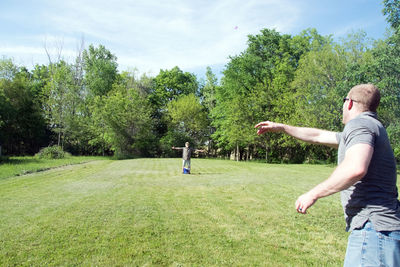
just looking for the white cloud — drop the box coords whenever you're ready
[1,0,386,77]
[0,46,43,55]
[33,0,301,74]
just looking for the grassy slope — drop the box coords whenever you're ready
[1,158,352,266]
[0,156,107,180]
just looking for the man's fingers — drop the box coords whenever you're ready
[295,198,307,214]
[297,206,306,214]
[295,200,302,212]
[254,121,270,128]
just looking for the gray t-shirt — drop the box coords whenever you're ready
[336,112,400,232]
[176,147,192,160]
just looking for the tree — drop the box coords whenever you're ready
[291,45,346,129]
[370,32,400,124]
[148,66,199,154]
[288,45,345,162]
[0,60,48,155]
[61,42,93,155]
[368,29,400,161]
[0,57,18,80]
[200,66,218,112]
[166,93,209,145]
[150,66,198,109]
[215,29,283,160]
[88,70,156,158]
[160,93,209,157]
[42,61,76,147]
[92,87,154,158]
[199,66,219,155]
[83,44,118,97]
[383,0,400,30]
[213,29,318,161]
[118,69,154,97]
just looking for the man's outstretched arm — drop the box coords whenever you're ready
[255,121,339,148]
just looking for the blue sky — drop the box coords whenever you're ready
[0,0,389,79]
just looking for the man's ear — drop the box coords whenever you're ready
[348,99,353,110]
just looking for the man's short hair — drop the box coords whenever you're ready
[349,84,381,112]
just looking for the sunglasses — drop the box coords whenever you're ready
[343,97,358,103]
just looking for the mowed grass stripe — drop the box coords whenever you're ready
[1,158,348,266]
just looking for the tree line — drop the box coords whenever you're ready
[1,1,400,162]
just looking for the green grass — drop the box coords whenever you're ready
[0,158,378,266]
[0,156,108,180]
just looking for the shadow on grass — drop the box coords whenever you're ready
[186,172,223,176]
[0,157,41,165]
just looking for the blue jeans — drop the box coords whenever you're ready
[182,159,191,170]
[344,221,400,267]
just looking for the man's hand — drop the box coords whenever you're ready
[254,121,284,135]
[295,192,318,214]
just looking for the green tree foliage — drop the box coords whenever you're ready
[167,93,209,144]
[383,0,400,30]
[3,0,400,163]
[0,57,18,80]
[150,66,198,109]
[43,61,74,147]
[291,45,345,130]
[118,70,154,97]
[387,122,400,160]
[200,66,218,113]
[42,58,89,154]
[83,44,118,97]
[370,31,400,125]
[90,80,155,158]
[148,66,199,155]
[213,29,323,161]
[369,29,400,161]
[289,45,345,162]
[160,93,208,157]
[199,67,219,154]
[0,59,47,155]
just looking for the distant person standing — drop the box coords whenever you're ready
[255,84,400,266]
[172,142,204,174]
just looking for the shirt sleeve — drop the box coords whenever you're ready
[336,132,342,143]
[343,120,375,150]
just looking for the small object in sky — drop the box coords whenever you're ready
[234,26,238,30]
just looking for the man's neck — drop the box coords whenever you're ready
[345,110,365,124]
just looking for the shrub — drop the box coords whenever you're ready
[0,156,9,163]
[36,146,70,159]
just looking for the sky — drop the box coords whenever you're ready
[0,0,390,79]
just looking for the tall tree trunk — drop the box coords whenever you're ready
[58,131,61,147]
[236,142,239,161]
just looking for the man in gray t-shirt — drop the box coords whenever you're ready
[255,84,400,266]
[337,112,399,232]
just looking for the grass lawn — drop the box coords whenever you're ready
[0,156,108,180]
[0,158,366,266]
